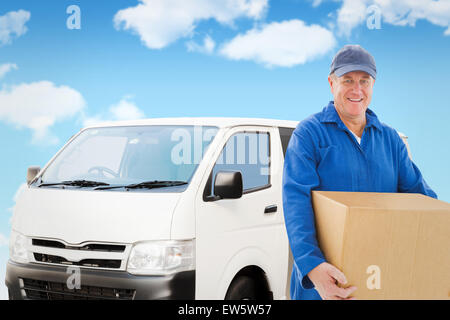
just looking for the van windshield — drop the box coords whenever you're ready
[38,125,218,190]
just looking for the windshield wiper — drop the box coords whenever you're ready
[94,180,188,190]
[126,180,188,189]
[38,180,110,188]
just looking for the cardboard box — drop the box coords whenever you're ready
[311,191,450,300]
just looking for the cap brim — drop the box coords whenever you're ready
[334,64,376,80]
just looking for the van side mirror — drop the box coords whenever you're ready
[213,171,243,200]
[27,166,41,184]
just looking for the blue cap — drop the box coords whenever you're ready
[330,45,377,79]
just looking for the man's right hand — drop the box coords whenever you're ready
[307,262,357,300]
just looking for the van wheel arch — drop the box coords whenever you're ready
[224,266,273,300]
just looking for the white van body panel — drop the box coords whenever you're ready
[83,117,299,131]
[13,187,182,244]
[194,126,289,299]
[169,128,227,240]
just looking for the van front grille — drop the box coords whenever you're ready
[22,278,135,300]
[30,238,129,271]
[32,239,126,252]
[33,253,122,269]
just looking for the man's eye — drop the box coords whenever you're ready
[344,80,353,84]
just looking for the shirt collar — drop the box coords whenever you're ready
[320,101,382,131]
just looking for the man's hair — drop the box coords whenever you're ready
[329,72,337,82]
[329,71,374,82]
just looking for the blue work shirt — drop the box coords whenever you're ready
[282,101,437,300]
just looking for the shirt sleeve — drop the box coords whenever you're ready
[282,127,326,289]
[396,135,437,199]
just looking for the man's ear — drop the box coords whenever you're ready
[328,75,334,94]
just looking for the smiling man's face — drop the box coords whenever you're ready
[328,71,375,122]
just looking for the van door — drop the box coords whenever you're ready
[194,126,289,299]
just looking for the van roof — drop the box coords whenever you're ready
[83,117,300,130]
[82,117,407,139]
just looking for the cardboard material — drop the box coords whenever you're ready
[311,191,450,300]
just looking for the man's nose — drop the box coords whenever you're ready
[350,81,363,93]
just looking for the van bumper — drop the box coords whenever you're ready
[5,260,195,300]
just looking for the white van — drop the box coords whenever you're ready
[6,118,410,300]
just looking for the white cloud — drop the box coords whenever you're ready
[186,34,216,54]
[0,81,86,144]
[312,0,324,7]
[0,63,17,79]
[0,233,8,247]
[220,19,336,68]
[335,0,450,37]
[109,98,145,120]
[0,10,31,46]
[7,183,27,228]
[114,0,268,49]
[83,97,145,127]
[336,0,367,37]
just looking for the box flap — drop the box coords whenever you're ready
[313,191,450,211]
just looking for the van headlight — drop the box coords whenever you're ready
[9,230,30,264]
[127,240,195,276]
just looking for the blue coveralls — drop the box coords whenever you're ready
[282,101,437,300]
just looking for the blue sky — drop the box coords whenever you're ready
[1,0,449,299]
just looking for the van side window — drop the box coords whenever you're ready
[278,127,294,157]
[205,131,270,198]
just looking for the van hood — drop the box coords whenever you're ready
[12,187,183,244]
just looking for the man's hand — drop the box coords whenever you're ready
[307,262,357,300]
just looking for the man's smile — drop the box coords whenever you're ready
[347,98,363,102]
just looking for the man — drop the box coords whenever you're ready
[282,44,437,300]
